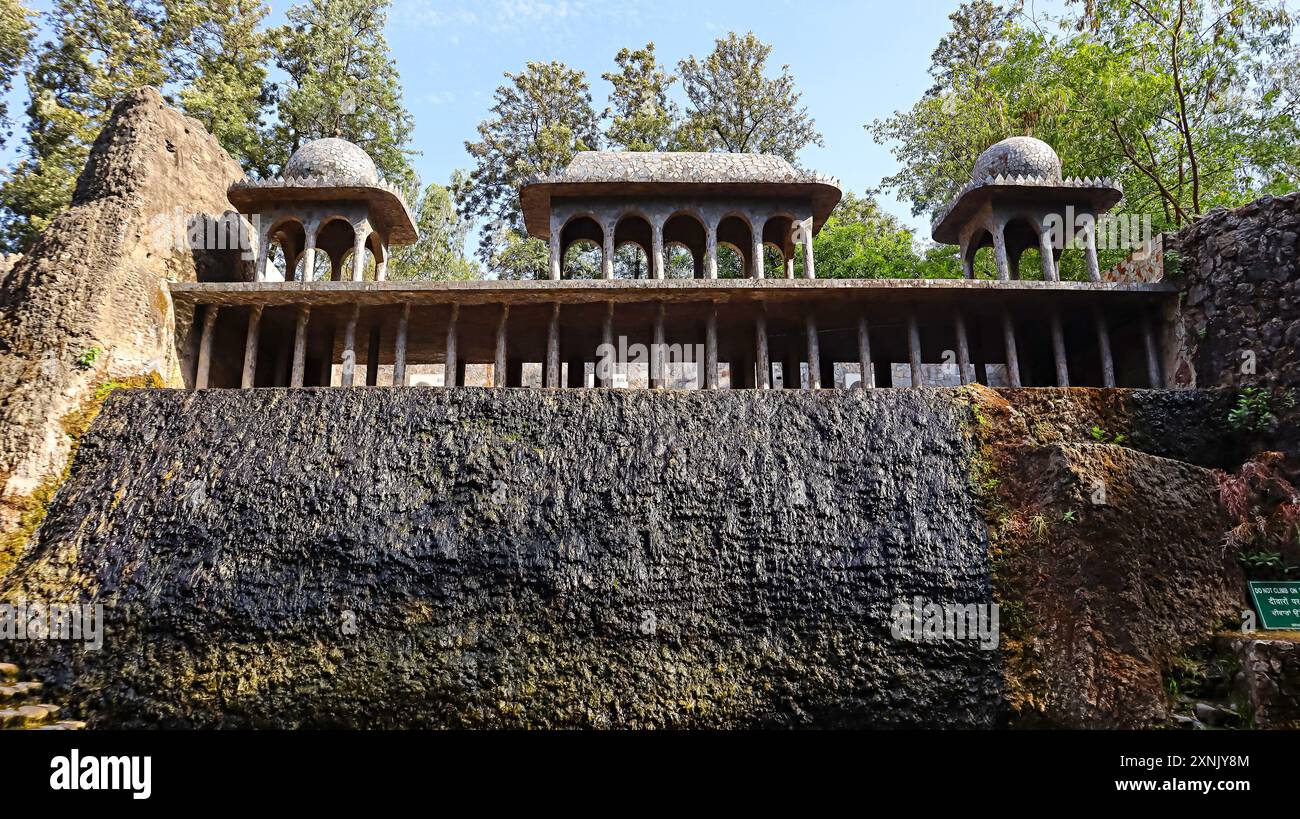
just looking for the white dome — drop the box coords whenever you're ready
[283,138,379,183]
[971,136,1061,182]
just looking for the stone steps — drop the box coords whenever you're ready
[0,661,84,731]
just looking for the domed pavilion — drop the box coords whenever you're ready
[228,138,417,282]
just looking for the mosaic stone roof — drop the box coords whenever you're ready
[537,151,833,186]
[283,138,380,184]
[971,136,1062,183]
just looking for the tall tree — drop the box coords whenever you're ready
[805,192,941,279]
[676,32,823,161]
[164,0,272,174]
[602,43,678,152]
[0,0,167,251]
[387,173,478,281]
[0,0,34,149]
[270,0,415,186]
[458,60,600,275]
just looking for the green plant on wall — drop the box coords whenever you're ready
[74,346,102,370]
[1227,388,1297,433]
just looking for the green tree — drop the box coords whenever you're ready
[0,0,34,149]
[802,192,944,279]
[458,60,600,274]
[387,175,478,281]
[0,0,167,251]
[164,0,272,174]
[270,0,415,186]
[602,43,678,151]
[676,31,823,161]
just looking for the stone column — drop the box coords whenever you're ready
[705,302,719,389]
[599,301,614,388]
[602,228,615,280]
[801,220,816,280]
[954,310,972,385]
[1001,309,1021,387]
[351,223,372,282]
[705,226,718,280]
[785,253,795,279]
[545,303,561,387]
[960,244,975,279]
[856,315,874,388]
[1084,220,1101,282]
[805,312,822,389]
[651,301,666,388]
[1142,314,1163,388]
[300,232,317,284]
[992,221,1012,280]
[444,303,459,388]
[548,232,561,281]
[1094,309,1115,388]
[291,306,310,387]
[651,217,665,280]
[492,304,509,387]
[341,304,360,387]
[751,230,765,280]
[254,230,270,282]
[1050,309,1069,386]
[374,236,389,281]
[1039,227,1059,282]
[240,304,263,389]
[755,306,771,389]
[906,306,923,387]
[394,304,410,387]
[195,304,219,388]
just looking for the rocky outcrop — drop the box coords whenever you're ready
[0,87,246,541]
[1167,192,1300,389]
[1,388,1001,728]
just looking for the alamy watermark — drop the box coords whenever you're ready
[595,335,706,385]
[889,597,1000,650]
[0,597,104,650]
[1043,205,1154,252]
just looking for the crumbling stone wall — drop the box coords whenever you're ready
[1167,192,1300,389]
[0,87,246,539]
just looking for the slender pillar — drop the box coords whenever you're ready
[856,315,874,388]
[195,304,219,388]
[650,301,667,388]
[1050,309,1069,386]
[341,304,360,387]
[801,222,816,279]
[1039,228,1059,282]
[375,257,388,282]
[300,238,316,284]
[1001,309,1022,387]
[755,306,771,389]
[1084,220,1101,282]
[961,247,974,279]
[444,303,459,388]
[1094,309,1115,388]
[602,231,615,280]
[240,304,263,389]
[705,302,719,389]
[366,323,380,386]
[291,306,310,387]
[906,306,923,388]
[651,219,665,280]
[805,312,822,389]
[254,227,270,282]
[954,310,972,385]
[785,254,795,280]
[548,233,561,281]
[705,229,718,279]
[351,226,371,282]
[751,233,765,280]
[1142,314,1163,388]
[391,304,409,387]
[492,303,508,387]
[599,301,614,388]
[992,222,1012,280]
[546,303,561,387]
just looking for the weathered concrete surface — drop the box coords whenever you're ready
[1220,634,1300,729]
[0,87,246,538]
[2,388,1000,728]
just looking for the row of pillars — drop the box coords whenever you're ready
[253,221,388,283]
[549,219,816,281]
[970,218,1103,282]
[192,301,1165,390]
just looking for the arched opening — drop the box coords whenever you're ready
[716,215,753,277]
[614,214,653,279]
[716,244,746,279]
[560,215,604,279]
[763,243,785,277]
[763,215,794,276]
[266,218,305,281]
[340,246,378,280]
[315,217,358,281]
[1001,217,1045,280]
[966,232,998,279]
[663,212,706,278]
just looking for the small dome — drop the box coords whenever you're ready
[283,138,379,183]
[971,136,1061,182]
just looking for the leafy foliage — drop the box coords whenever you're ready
[603,43,678,152]
[387,175,478,281]
[1227,387,1297,433]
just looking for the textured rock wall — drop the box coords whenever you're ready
[0,87,246,537]
[1167,192,1300,389]
[1,388,1001,728]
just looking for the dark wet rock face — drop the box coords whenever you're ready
[3,388,1000,728]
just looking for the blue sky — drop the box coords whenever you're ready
[3,0,1074,237]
